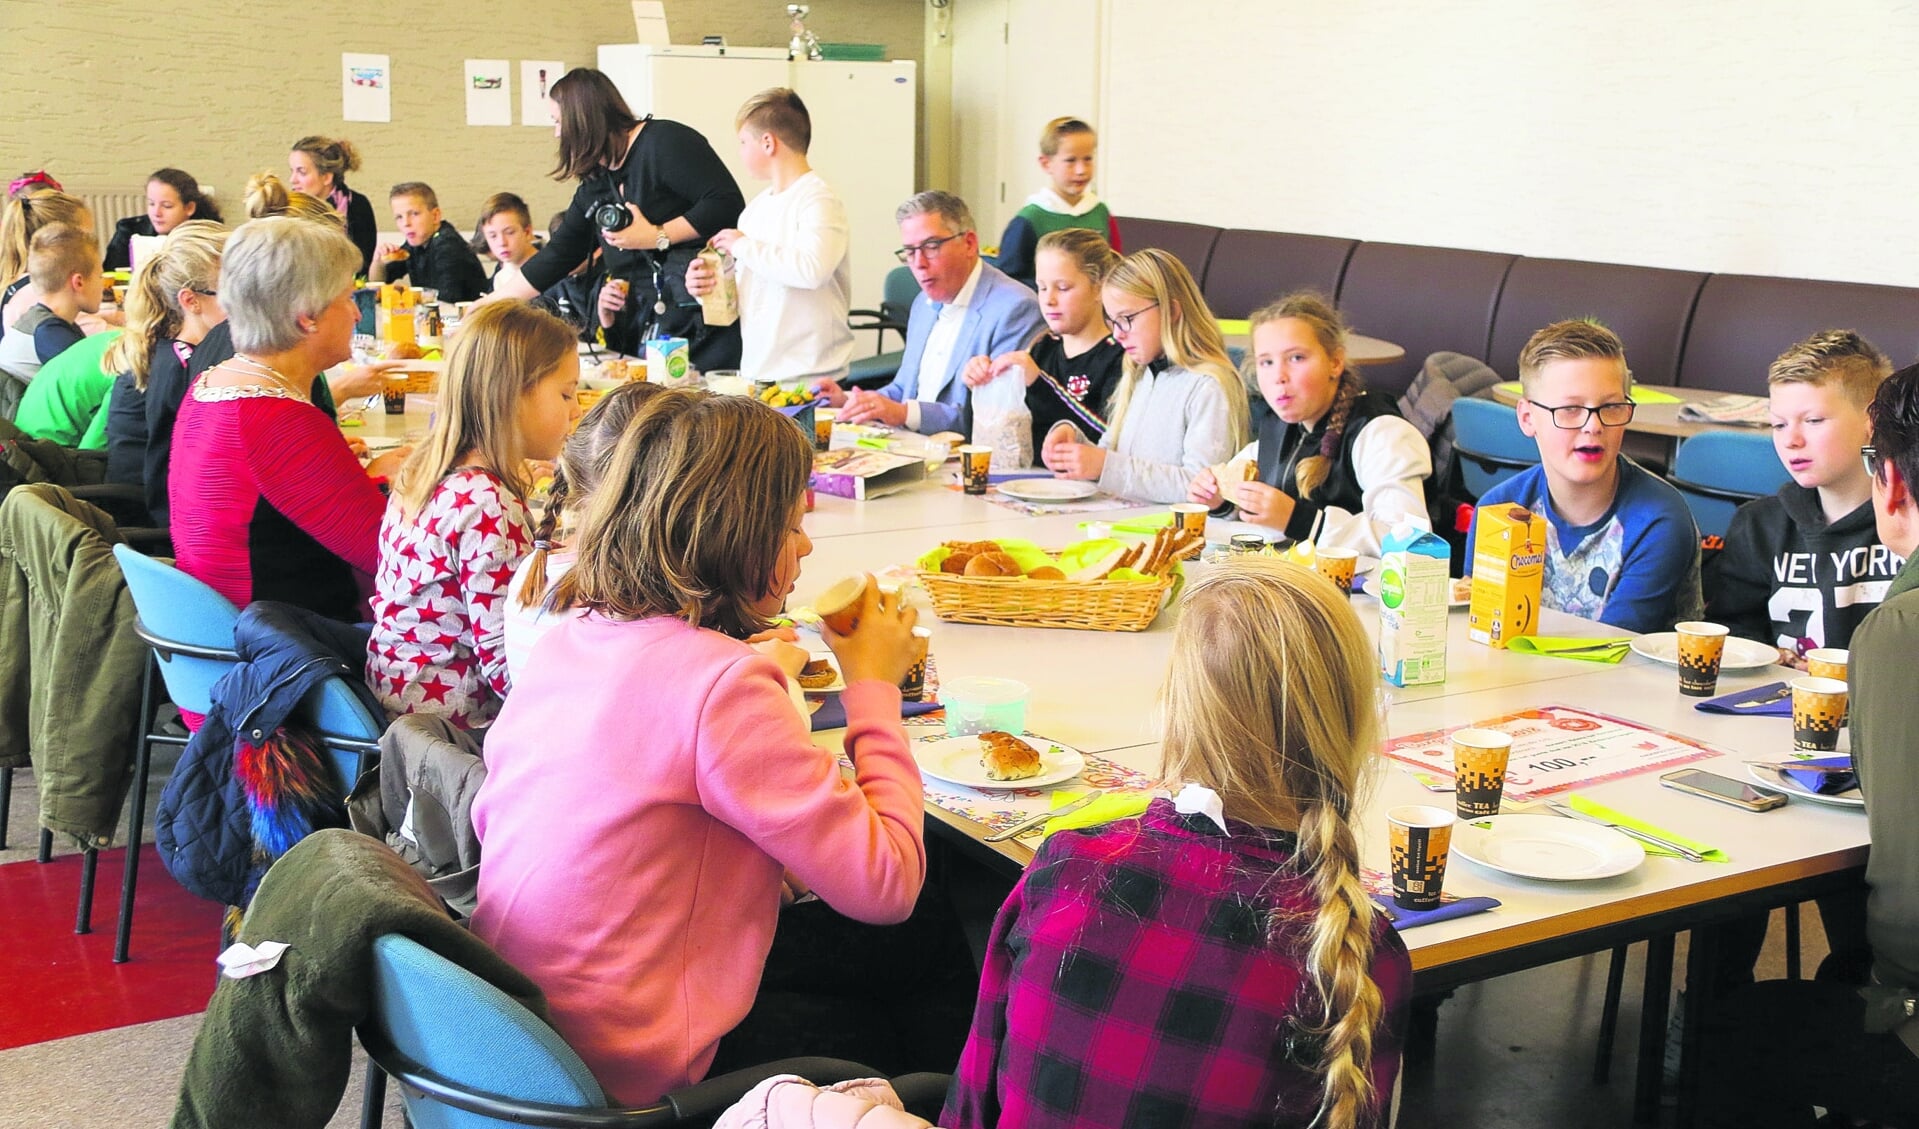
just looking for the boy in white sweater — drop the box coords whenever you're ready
[687,88,853,387]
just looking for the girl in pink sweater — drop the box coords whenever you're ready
[470,387,927,1106]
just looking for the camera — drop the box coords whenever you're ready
[592,200,632,232]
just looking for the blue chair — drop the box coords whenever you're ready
[845,266,918,390]
[110,547,384,962]
[357,934,951,1128]
[1451,398,1540,498]
[1669,430,1790,540]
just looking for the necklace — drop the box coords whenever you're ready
[227,354,311,401]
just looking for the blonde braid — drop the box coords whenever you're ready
[1294,369,1362,501]
[1293,799,1385,1129]
[515,469,571,607]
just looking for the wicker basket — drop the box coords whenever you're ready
[399,368,438,394]
[915,568,1175,632]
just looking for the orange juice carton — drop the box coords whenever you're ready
[1378,520,1451,686]
[1468,504,1546,649]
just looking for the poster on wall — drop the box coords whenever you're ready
[342,53,391,123]
[465,60,513,127]
[521,61,566,127]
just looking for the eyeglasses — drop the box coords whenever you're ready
[1526,399,1636,429]
[190,287,217,297]
[894,234,964,263]
[1104,301,1159,335]
[1862,444,1885,480]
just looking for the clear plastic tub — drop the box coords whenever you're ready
[942,676,1029,737]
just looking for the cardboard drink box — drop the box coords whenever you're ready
[810,447,926,500]
[1378,523,1451,686]
[1468,504,1547,648]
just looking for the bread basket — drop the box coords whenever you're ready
[914,537,1182,632]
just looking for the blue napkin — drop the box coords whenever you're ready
[989,471,1037,483]
[1372,894,1501,930]
[809,696,943,732]
[1694,681,1792,717]
[1783,755,1857,795]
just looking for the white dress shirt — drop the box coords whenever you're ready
[904,260,984,433]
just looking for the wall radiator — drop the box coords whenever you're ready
[69,188,146,253]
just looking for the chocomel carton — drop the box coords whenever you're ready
[1378,522,1450,686]
[1468,504,1546,648]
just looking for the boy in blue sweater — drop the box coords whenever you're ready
[1467,319,1701,633]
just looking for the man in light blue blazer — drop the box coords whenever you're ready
[814,191,1044,435]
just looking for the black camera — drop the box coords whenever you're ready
[592,200,632,232]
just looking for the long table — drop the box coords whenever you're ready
[794,475,1868,1125]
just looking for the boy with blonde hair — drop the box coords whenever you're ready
[370,181,488,302]
[0,223,104,383]
[992,116,1122,289]
[1707,329,1902,663]
[686,87,853,387]
[1466,319,1700,633]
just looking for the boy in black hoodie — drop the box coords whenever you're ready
[1706,329,1906,665]
[368,182,488,302]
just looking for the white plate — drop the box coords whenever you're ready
[796,652,844,694]
[995,478,1099,503]
[1629,632,1781,671]
[1451,814,1646,881]
[914,734,1087,790]
[1745,762,1865,809]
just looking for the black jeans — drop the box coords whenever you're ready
[1698,980,1919,1127]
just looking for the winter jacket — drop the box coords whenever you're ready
[170,828,550,1129]
[347,713,485,918]
[1705,484,1905,657]
[0,414,110,494]
[0,484,146,846]
[155,601,381,907]
[714,1076,932,1129]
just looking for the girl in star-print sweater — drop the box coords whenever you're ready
[366,301,583,729]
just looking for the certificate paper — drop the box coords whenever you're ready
[342,53,391,123]
[465,60,512,127]
[1383,704,1720,801]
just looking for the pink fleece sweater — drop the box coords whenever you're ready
[469,614,927,1106]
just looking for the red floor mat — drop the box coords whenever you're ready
[0,845,221,1048]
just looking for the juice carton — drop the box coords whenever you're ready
[645,337,691,385]
[1468,504,1547,648]
[1378,520,1451,686]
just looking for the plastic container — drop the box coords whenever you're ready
[941,676,1029,737]
[819,42,887,61]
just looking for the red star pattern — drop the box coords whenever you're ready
[365,467,530,730]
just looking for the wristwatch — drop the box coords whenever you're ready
[655,225,671,252]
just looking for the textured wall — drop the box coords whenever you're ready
[0,0,922,234]
[1098,0,1919,287]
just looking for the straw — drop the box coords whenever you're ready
[1305,508,1326,548]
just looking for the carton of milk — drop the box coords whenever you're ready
[645,336,691,385]
[1468,504,1547,649]
[1378,521,1451,686]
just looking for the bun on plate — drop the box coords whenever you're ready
[964,551,1022,577]
[797,658,837,690]
[979,730,1042,781]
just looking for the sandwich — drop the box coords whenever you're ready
[797,657,838,690]
[979,730,1042,781]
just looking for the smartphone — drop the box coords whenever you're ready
[1660,769,1787,812]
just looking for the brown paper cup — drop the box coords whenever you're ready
[382,376,409,415]
[1791,676,1848,751]
[1316,547,1359,595]
[959,445,992,495]
[899,626,932,702]
[1388,805,1455,910]
[1452,728,1514,819]
[1675,621,1730,697]
[815,574,872,637]
[1170,504,1208,559]
[814,407,836,452]
[1805,648,1848,682]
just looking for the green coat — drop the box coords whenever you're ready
[12,330,120,449]
[0,483,145,846]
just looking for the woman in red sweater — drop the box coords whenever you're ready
[168,216,407,622]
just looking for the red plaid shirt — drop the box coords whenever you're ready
[943,798,1412,1129]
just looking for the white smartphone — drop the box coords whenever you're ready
[1660,768,1787,812]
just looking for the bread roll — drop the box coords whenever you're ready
[964,551,1021,577]
[940,551,976,575]
[385,342,424,361]
[797,658,837,690]
[1027,566,1066,581]
[979,731,1042,781]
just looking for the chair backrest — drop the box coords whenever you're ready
[1111,217,1223,283]
[1200,230,1357,321]
[1334,242,1518,400]
[1485,257,1708,387]
[111,545,240,715]
[1451,398,1539,498]
[880,265,917,324]
[366,933,609,1129]
[301,673,388,795]
[1670,430,1790,539]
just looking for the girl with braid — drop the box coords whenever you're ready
[944,557,1411,1129]
[1189,291,1431,555]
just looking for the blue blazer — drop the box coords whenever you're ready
[879,262,1046,435]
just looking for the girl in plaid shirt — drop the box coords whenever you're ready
[944,559,1412,1129]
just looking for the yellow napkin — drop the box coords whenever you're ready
[1097,513,1174,535]
[1038,790,1152,841]
[1216,318,1250,337]
[1505,636,1633,663]
[1565,794,1729,862]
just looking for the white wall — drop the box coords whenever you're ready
[1021,0,1919,288]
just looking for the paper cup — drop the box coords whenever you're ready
[815,574,872,637]
[1170,503,1208,559]
[959,445,992,495]
[1388,805,1456,910]
[813,407,836,451]
[1316,547,1359,595]
[1675,621,1731,697]
[1791,676,1848,751]
[899,626,932,702]
[381,375,409,415]
[1452,728,1514,819]
[1805,648,1848,682]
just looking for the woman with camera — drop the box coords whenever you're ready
[489,68,744,369]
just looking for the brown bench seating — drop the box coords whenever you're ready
[1116,216,1919,399]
